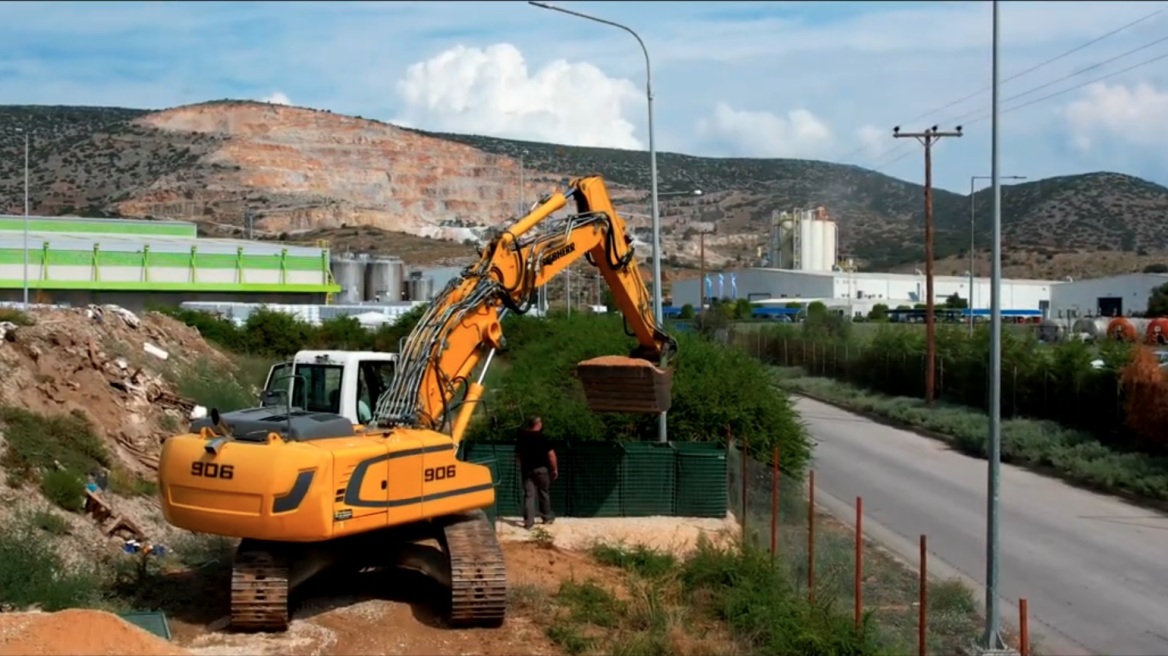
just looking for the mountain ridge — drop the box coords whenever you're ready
[0,100,1165,277]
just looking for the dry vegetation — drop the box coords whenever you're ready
[3,103,1168,277]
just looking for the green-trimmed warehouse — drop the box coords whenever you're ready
[0,215,339,309]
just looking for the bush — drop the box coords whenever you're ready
[41,468,87,512]
[0,406,109,485]
[468,313,811,473]
[747,322,1142,452]
[0,514,103,611]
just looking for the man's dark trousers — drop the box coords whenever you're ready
[523,466,553,528]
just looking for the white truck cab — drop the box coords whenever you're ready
[261,350,398,426]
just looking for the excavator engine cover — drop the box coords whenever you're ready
[576,355,673,414]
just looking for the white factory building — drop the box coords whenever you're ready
[673,205,1055,316]
[672,268,1054,317]
[1049,272,1168,319]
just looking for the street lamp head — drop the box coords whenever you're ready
[955,125,963,134]
[893,126,900,135]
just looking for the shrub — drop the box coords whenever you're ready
[0,514,103,611]
[468,313,811,474]
[0,406,109,485]
[41,469,87,512]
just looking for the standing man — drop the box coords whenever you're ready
[515,415,557,530]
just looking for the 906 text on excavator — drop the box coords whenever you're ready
[157,174,679,633]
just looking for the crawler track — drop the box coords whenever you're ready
[230,546,290,631]
[442,510,508,627]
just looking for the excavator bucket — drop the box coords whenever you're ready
[576,355,673,414]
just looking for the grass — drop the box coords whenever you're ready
[0,308,35,326]
[0,405,110,487]
[734,449,984,656]
[172,358,261,413]
[775,367,1168,504]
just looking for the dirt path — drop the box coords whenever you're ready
[168,516,731,655]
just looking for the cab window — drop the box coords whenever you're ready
[273,364,344,413]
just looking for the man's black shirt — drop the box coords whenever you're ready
[516,429,551,473]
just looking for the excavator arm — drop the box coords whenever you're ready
[372,175,677,444]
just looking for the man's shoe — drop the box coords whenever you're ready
[542,517,555,525]
[523,522,534,530]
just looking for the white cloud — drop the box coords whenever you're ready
[694,102,833,158]
[1064,82,1168,152]
[855,124,886,159]
[261,91,291,105]
[393,43,643,150]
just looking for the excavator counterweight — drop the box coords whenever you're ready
[576,355,672,414]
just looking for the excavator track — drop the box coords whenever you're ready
[230,546,290,632]
[442,510,507,627]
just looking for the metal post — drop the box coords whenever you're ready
[527,0,667,444]
[969,174,1024,337]
[21,129,29,310]
[969,177,976,336]
[984,0,1005,650]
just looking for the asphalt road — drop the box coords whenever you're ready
[797,396,1168,656]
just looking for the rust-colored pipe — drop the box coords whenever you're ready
[1020,598,1030,656]
[808,470,816,603]
[919,535,928,656]
[771,446,779,559]
[855,496,863,631]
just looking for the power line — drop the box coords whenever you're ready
[866,44,1168,175]
[831,3,1167,166]
[863,33,1168,172]
[904,4,1167,124]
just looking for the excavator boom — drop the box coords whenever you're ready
[373,175,677,441]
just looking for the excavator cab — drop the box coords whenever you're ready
[576,355,673,414]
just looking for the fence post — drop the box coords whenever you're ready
[855,496,863,631]
[771,445,778,560]
[1020,598,1029,656]
[808,470,816,604]
[741,435,748,545]
[918,534,927,656]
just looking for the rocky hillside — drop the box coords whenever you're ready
[2,101,1168,275]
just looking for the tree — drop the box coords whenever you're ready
[679,304,696,320]
[868,303,889,322]
[945,293,968,309]
[734,298,754,320]
[1147,283,1168,317]
[1142,263,1168,274]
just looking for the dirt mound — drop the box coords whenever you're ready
[0,306,239,474]
[0,609,189,655]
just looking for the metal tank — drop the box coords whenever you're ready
[364,257,406,302]
[408,277,435,301]
[330,256,366,305]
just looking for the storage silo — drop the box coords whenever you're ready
[364,257,406,302]
[330,256,366,305]
[408,277,435,301]
[797,210,816,272]
[821,218,838,271]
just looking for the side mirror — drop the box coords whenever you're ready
[210,407,221,426]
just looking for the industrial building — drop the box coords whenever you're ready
[1049,272,1168,319]
[673,268,1055,317]
[0,214,338,310]
[671,204,1057,317]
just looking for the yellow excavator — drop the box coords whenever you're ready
[156,175,677,631]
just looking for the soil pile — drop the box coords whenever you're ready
[0,306,240,474]
[0,609,189,655]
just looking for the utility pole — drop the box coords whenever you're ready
[699,231,706,310]
[893,124,963,405]
[969,174,1026,336]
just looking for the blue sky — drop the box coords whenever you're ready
[2,0,1167,193]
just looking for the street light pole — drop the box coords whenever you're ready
[529,1,670,443]
[984,0,1006,650]
[968,174,1025,335]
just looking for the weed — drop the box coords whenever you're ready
[30,509,70,536]
[0,308,35,326]
[174,359,255,413]
[107,467,158,498]
[591,543,677,579]
[507,583,547,612]
[531,525,556,549]
[40,468,86,512]
[0,406,109,484]
[0,514,103,611]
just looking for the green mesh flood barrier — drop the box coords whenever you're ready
[673,442,729,517]
[621,442,678,516]
[459,439,727,518]
[117,611,172,640]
